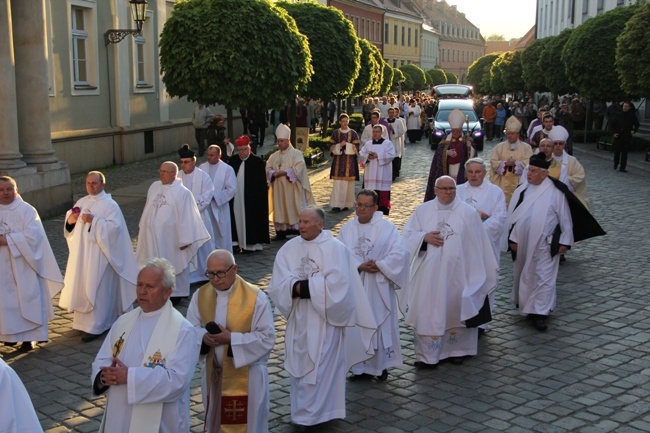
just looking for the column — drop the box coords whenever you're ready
[0,0,26,170]
[11,0,58,164]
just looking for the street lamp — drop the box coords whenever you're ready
[104,0,147,46]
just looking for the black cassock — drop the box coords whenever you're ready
[228,154,271,246]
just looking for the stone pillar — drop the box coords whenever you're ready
[0,0,26,170]
[11,0,58,164]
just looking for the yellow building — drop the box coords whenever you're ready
[382,0,423,68]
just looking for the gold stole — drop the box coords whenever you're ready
[198,276,258,433]
[548,159,561,179]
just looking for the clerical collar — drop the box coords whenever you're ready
[339,127,350,133]
[387,118,395,123]
[552,154,562,161]
[141,304,167,317]
[372,138,384,144]
[216,285,234,297]
[509,142,518,150]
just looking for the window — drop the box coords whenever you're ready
[361,18,365,38]
[582,0,589,14]
[401,25,405,46]
[133,10,154,91]
[597,0,604,12]
[69,1,98,94]
[394,24,398,44]
[408,28,411,47]
[393,59,398,68]
[415,29,418,48]
[385,23,389,43]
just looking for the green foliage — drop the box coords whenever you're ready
[539,29,574,95]
[159,0,313,109]
[562,5,637,100]
[490,51,522,95]
[367,44,385,96]
[352,39,382,97]
[467,54,498,95]
[445,71,458,84]
[399,64,427,91]
[521,38,550,92]
[616,2,650,97]
[392,69,406,88]
[278,1,360,100]
[425,68,447,86]
[380,63,394,95]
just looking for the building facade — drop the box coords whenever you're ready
[382,0,423,68]
[420,23,440,72]
[329,0,385,53]
[537,0,637,37]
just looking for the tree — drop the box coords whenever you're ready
[467,54,498,95]
[352,38,383,97]
[486,34,506,41]
[539,29,574,96]
[392,68,406,89]
[562,5,638,100]
[444,71,458,84]
[160,0,312,111]
[616,2,650,98]
[426,68,447,86]
[399,64,427,91]
[521,38,550,92]
[380,63,394,95]
[277,1,360,101]
[491,51,524,95]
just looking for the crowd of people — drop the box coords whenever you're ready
[0,88,613,432]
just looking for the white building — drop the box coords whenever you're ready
[420,22,440,72]
[537,0,638,38]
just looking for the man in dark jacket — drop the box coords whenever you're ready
[609,101,640,173]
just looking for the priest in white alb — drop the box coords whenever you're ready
[177,144,216,282]
[359,125,395,215]
[267,206,377,427]
[92,258,199,433]
[59,171,138,342]
[401,176,498,367]
[0,176,63,351]
[199,145,237,252]
[186,250,275,433]
[338,189,409,381]
[136,162,210,302]
[0,358,43,432]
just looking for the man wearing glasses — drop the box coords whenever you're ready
[136,161,210,304]
[186,249,275,433]
[177,144,215,282]
[401,176,498,368]
[338,190,409,382]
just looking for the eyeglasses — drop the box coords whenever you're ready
[354,203,376,210]
[204,264,234,279]
[435,186,456,192]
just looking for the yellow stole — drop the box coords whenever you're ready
[198,276,258,433]
[548,159,561,179]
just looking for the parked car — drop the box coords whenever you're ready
[429,84,484,151]
[429,98,484,151]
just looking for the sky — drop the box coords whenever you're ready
[446,0,537,40]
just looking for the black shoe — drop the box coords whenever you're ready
[620,169,628,173]
[348,373,373,381]
[448,357,464,365]
[376,369,388,381]
[414,361,438,369]
[272,231,287,241]
[3,342,17,347]
[341,207,349,211]
[613,166,618,170]
[478,328,486,338]
[330,207,341,213]
[82,332,102,343]
[560,254,566,263]
[533,317,548,331]
[20,341,35,351]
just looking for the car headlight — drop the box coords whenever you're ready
[435,130,445,137]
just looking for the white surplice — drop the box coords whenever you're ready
[401,197,498,364]
[91,304,199,433]
[199,161,236,252]
[338,212,410,376]
[186,284,275,433]
[59,191,137,334]
[507,178,573,316]
[554,151,589,207]
[0,358,44,433]
[136,179,210,297]
[179,168,216,282]
[387,117,406,158]
[0,197,63,343]
[359,139,395,191]
[267,231,377,426]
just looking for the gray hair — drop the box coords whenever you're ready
[464,157,487,171]
[434,175,457,187]
[141,257,176,292]
[206,249,236,267]
[356,189,378,205]
[303,205,325,224]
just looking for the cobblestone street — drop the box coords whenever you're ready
[2,136,650,433]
